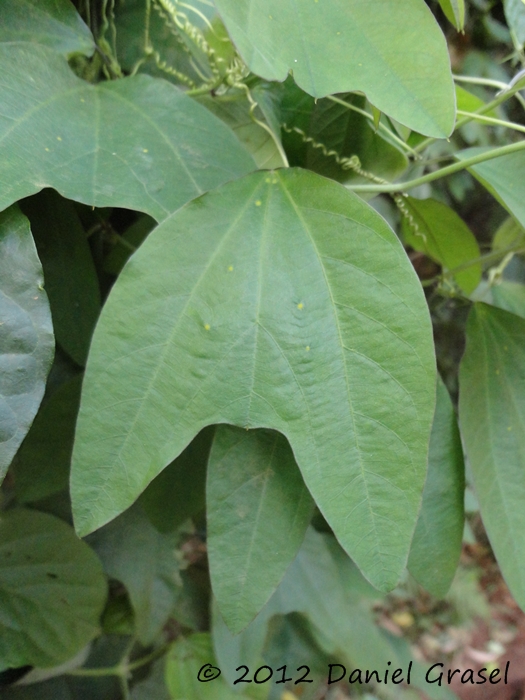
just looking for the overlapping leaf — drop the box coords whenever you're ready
[22,191,100,366]
[0,0,94,57]
[0,207,54,482]
[207,426,313,633]
[459,303,525,610]
[0,509,106,668]
[0,44,255,222]
[71,168,435,591]
[408,378,465,597]
[212,0,455,137]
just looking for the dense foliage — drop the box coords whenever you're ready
[1,0,525,697]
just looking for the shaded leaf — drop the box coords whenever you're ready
[0,0,94,57]
[213,0,455,137]
[460,148,525,230]
[131,660,170,700]
[0,509,106,668]
[140,427,214,533]
[71,168,436,592]
[492,281,525,318]
[408,377,465,598]
[0,44,255,222]
[459,303,525,611]
[401,197,481,294]
[12,375,82,503]
[103,214,156,277]
[492,216,525,251]
[0,206,54,482]
[22,191,100,366]
[87,504,181,645]
[207,426,313,633]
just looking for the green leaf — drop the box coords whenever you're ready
[71,168,436,592]
[0,44,255,222]
[285,92,408,187]
[0,206,54,483]
[212,0,455,137]
[197,94,286,169]
[103,214,156,277]
[459,303,525,611]
[131,661,171,700]
[0,508,106,668]
[438,0,466,30]
[140,427,214,533]
[0,0,95,58]
[166,633,254,700]
[22,191,100,366]
[504,0,525,45]
[493,216,525,251]
[408,377,465,598]
[207,426,313,633]
[492,281,525,319]
[87,504,182,645]
[401,197,481,294]
[459,148,525,230]
[12,375,82,503]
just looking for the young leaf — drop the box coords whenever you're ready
[71,168,436,592]
[458,148,525,230]
[0,509,107,669]
[12,375,82,504]
[459,303,525,611]
[438,0,466,31]
[0,0,95,58]
[408,377,465,598]
[0,206,54,483]
[22,191,100,366]
[140,427,214,533]
[207,426,313,634]
[212,0,455,137]
[401,197,481,294]
[0,44,255,222]
[87,504,181,645]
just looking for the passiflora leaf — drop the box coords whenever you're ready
[140,427,214,533]
[71,168,435,591]
[459,303,525,611]
[401,197,481,294]
[492,216,525,251]
[207,426,313,633]
[212,0,455,137]
[459,148,525,230]
[0,44,255,222]
[12,375,82,504]
[0,0,95,57]
[22,191,100,366]
[408,377,465,598]
[87,504,182,645]
[0,206,54,483]
[0,509,107,669]
[492,281,525,319]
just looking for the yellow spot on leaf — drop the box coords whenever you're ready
[306,346,310,351]
[281,693,297,700]
[57,136,62,141]
[297,303,304,310]
[496,369,500,375]
[45,148,50,152]
[204,324,210,331]
[504,346,508,351]
[255,200,262,206]
[228,265,233,272]
[508,426,512,431]
[143,148,148,153]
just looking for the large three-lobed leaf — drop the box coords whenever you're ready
[71,168,435,591]
[212,0,455,137]
[0,44,255,222]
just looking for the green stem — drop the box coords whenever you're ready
[66,644,170,678]
[453,74,507,90]
[456,110,525,135]
[414,80,525,154]
[346,138,525,193]
[327,96,421,158]
[421,244,525,287]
